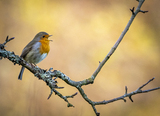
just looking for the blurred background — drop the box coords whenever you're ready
[0,0,160,116]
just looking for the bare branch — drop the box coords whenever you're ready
[89,0,148,85]
[0,0,159,116]
[1,31,160,115]
[94,78,160,105]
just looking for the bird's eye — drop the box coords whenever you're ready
[43,35,45,38]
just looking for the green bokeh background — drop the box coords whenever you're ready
[0,0,160,116]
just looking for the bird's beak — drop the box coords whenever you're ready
[49,35,53,41]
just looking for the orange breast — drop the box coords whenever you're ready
[39,38,50,54]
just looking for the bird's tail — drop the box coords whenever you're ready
[18,67,25,80]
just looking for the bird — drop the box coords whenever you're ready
[18,32,52,80]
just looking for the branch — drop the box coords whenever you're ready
[0,37,77,107]
[0,0,159,116]
[93,77,160,105]
[89,0,148,83]
[0,36,14,52]
[48,89,77,107]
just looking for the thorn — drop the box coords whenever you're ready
[48,90,53,99]
[130,7,135,15]
[70,92,78,98]
[6,36,9,41]
[55,86,64,89]
[125,86,128,94]
[139,10,148,13]
[67,103,74,107]
[151,77,155,81]
[9,37,15,41]
[129,95,134,102]
[11,51,15,55]
[96,112,100,116]
[123,98,126,102]
[49,67,53,71]
[0,44,4,49]
[53,77,58,80]
[65,92,78,99]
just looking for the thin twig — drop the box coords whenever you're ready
[137,77,155,90]
[139,10,148,13]
[130,7,135,15]
[3,36,15,46]
[48,90,54,99]
[51,88,75,107]
[90,0,147,83]
[125,86,128,94]
[0,36,14,49]
[66,92,78,98]
[94,78,160,105]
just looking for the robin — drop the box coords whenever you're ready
[18,32,52,80]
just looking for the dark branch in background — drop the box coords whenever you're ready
[0,0,159,116]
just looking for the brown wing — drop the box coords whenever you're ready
[20,46,32,58]
[20,40,35,58]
